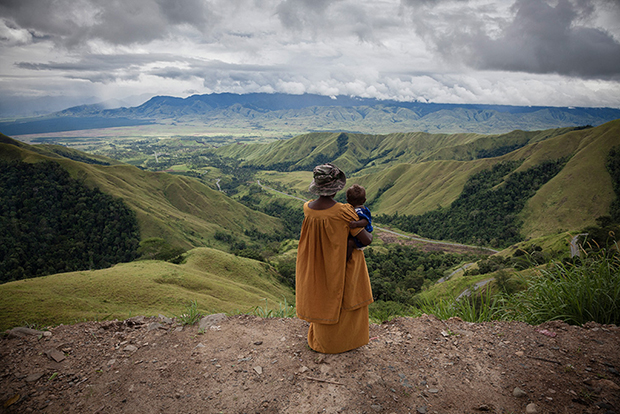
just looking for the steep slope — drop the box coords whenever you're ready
[0,135,283,250]
[217,131,485,173]
[218,127,586,176]
[356,121,619,238]
[518,120,620,237]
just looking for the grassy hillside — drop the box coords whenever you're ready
[0,247,294,331]
[234,121,620,239]
[518,120,620,237]
[217,128,584,174]
[216,131,485,174]
[0,134,283,250]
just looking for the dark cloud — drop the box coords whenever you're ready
[16,53,182,72]
[15,53,197,84]
[403,0,620,78]
[275,0,340,32]
[0,0,215,47]
[15,52,280,86]
[470,0,620,77]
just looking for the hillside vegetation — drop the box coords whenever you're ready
[230,121,620,240]
[0,160,140,281]
[0,247,294,331]
[0,134,283,252]
[1,119,619,331]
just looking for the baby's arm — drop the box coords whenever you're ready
[349,218,369,228]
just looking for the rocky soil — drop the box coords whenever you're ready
[1,314,619,414]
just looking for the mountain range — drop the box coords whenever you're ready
[2,93,620,136]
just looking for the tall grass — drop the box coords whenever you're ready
[412,247,620,326]
[508,248,620,325]
[175,300,202,325]
[414,287,509,323]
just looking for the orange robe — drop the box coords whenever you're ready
[296,202,374,353]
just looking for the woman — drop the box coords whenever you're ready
[296,163,374,353]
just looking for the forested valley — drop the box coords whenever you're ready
[377,158,569,248]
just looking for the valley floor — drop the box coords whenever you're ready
[1,315,619,413]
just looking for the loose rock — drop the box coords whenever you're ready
[199,313,227,331]
[46,349,66,363]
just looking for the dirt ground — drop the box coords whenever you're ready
[1,314,619,414]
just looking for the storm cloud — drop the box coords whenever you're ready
[403,0,620,78]
[1,0,620,114]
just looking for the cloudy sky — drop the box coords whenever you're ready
[1,0,620,115]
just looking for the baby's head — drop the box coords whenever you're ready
[346,184,366,207]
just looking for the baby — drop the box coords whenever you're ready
[346,184,373,260]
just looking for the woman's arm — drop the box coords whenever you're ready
[355,229,373,246]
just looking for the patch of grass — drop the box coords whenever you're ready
[251,298,296,318]
[369,300,416,323]
[175,300,202,326]
[413,287,509,323]
[507,247,620,325]
[413,246,620,326]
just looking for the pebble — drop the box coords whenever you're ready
[158,314,173,324]
[371,404,382,412]
[526,403,538,413]
[147,322,164,331]
[6,327,44,338]
[46,349,66,363]
[124,345,138,352]
[513,387,527,398]
[416,406,427,414]
[25,373,44,382]
[199,313,227,331]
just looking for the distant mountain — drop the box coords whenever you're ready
[1,93,619,136]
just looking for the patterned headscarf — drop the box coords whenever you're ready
[308,163,346,196]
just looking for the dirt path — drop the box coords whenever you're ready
[2,315,619,413]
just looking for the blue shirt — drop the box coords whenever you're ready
[353,206,373,248]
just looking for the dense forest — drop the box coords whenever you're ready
[607,146,620,222]
[365,244,481,304]
[377,159,568,247]
[0,161,140,282]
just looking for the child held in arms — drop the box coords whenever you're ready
[346,184,374,261]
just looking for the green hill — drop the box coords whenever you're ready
[0,134,283,251]
[0,247,294,331]
[224,121,620,240]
